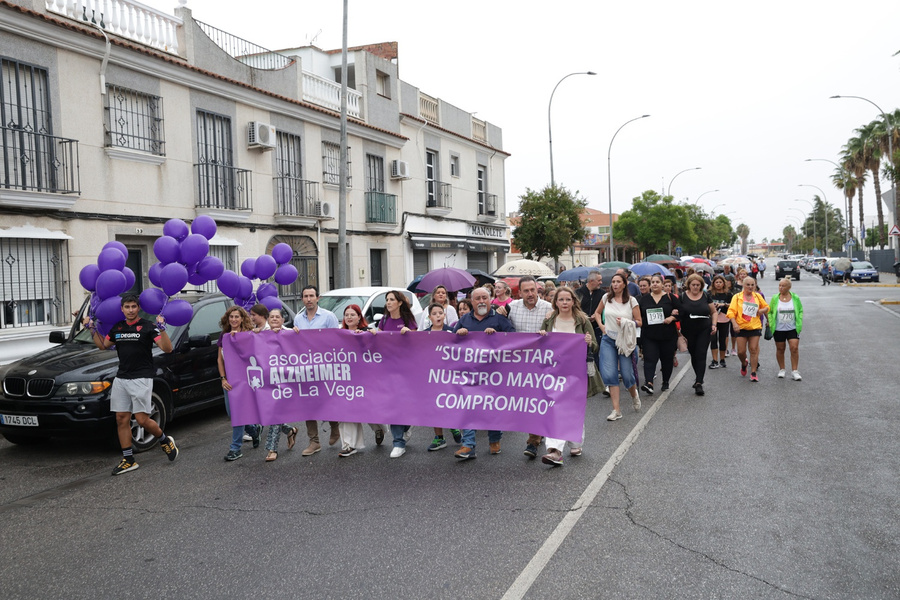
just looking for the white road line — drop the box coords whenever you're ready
[866,300,900,320]
[501,362,691,600]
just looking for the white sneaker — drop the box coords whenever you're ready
[242,433,253,442]
[390,447,406,459]
[792,370,802,381]
[606,410,622,421]
[777,369,786,379]
[631,392,641,412]
[402,429,411,442]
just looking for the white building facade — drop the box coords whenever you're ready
[0,0,509,361]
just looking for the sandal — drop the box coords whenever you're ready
[286,427,298,450]
[265,450,278,462]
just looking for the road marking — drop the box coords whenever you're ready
[501,362,691,600]
[866,300,900,319]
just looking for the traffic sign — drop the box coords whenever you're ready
[675,246,683,255]
[889,225,900,236]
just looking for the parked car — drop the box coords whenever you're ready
[318,287,424,329]
[774,260,801,280]
[808,257,827,273]
[0,292,289,451]
[849,261,879,283]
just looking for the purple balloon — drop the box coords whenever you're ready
[256,282,278,299]
[79,264,101,292]
[197,256,224,281]
[237,276,253,300]
[274,264,299,286]
[271,243,293,266]
[96,296,125,326]
[89,292,101,314]
[161,299,193,327]
[160,262,189,297]
[163,219,190,242]
[180,234,209,266]
[139,288,168,315]
[240,258,257,280]
[187,272,208,286]
[96,321,113,339]
[260,295,283,311]
[216,270,240,298]
[95,269,128,301]
[255,254,277,280]
[122,267,136,291]
[97,247,127,272]
[148,263,163,287]
[190,215,218,241]
[102,241,129,258]
[154,236,181,264]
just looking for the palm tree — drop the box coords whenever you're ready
[783,225,797,253]
[832,167,857,240]
[842,131,874,248]
[736,223,750,255]
[877,108,900,230]
[857,120,886,248]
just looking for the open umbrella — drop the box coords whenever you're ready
[407,274,425,293]
[599,261,631,269]
[465,268,496,284]
[645,254,678,263]
[557,265,601,282]
[416,267,476,293]
[833,257,852,272]
[494,259,555,278]
[630,262,674,277]
[685,262,714,274]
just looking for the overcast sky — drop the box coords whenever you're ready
[145,0,899,245]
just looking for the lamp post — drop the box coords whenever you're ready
[799,184,830,256]
[805,157,852,244]
[695,189,720,207]
[710,203,725,216]
[666,167,701,197]
[785,217,803,253]
[607,114,650,261]
[795,198,817,255]
[548,71,596,187]
[831,95,897,259]
[788,207,808,241]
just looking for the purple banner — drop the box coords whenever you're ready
[222,329,588,441]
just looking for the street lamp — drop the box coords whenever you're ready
[799,184,830,256]
[666,167,701,197]
[788,207,808,240]
[831,95,897,259]
[710,203,725,215]
[695,190,720,206]
[548,71,596,187]
[607,114,650,260]
[785,217,803,253]
[805,157,852,243]
[795,198,817,254]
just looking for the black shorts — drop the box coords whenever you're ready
[773,329,799,342]
[735,328,762,338]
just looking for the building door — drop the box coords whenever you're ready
[124,249,143,295]
[370,249,385,286]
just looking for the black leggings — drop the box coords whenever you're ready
[683,327,712,384]
[642,337,676,386]
[709,325,729,351]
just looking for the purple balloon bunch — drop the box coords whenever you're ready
[139,216,224,328]
[216,243,297,312]
[78,241,136,337]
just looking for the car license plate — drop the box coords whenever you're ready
[0,414,39,426]
[861,275,871,280]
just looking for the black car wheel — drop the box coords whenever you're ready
[131,389,168,453]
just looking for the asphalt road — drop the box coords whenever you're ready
[1,273,898,600]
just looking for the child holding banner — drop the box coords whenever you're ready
[420,303,462,451]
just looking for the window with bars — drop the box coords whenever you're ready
[365,154,384,192]
[0,237,70,328]
[322,141,351,186]
[267,235,318,315]
[196,109,250,210]
[199,245,237,293]
[105,84,165,155]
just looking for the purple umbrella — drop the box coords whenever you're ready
[415,267,477,293]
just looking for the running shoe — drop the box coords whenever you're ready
[632,392,641,412]
[242,433,252,442]
[224,450,243,462]
[709,360,719,369]
[428,436,447,451]
[719,360,727,368]
[606,410,622,421]
[338,447,358,457]
[455,446,476,460]
[541,450,563,466]
[403,428,412,443]
[112,457,139,476]
[160,436,179,461]
[640,382,654,395]
[741,361,748,377]
[660,382,670,391]
[777,369,786,379]
[389,447,406,459]
[750,373,759,382]
[694,383,705,396]
[523,444,538,459]
[450,429,462,444]
[602,386,610,397]
[792,370,802,381]
[489,442,501,455]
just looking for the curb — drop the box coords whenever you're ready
[880,300,900,305]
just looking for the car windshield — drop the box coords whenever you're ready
[317,295,367,322]
[778,261,797,268]
[855,262,874,269]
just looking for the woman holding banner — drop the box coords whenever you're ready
[538,287,599,466]
[336,305,387,457]
[218,306,261,461]
[376,291,419,458]
[257,308,299,461]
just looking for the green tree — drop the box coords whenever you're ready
[832,167,858,239]
[613,190,695,254]
[865,224,888,249]
[783,225,797,253]
[735,223,750,255]
[683,205,733,256]
[856,120,886,248]
[512,184,587,262]
[841,135,869,246]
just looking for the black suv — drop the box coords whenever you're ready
[0,292,282,451]
[775,260,801,280]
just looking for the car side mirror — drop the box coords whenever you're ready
[49,331,66,344]
[188,334,211,348]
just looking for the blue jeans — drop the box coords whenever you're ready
[224,390,260,452]
[599,335,636,389]
[390,424,410,448]
[460,429,502,450]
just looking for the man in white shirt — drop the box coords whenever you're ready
[292,285,340,455]
[497,276,552,459]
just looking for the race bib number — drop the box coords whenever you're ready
[778,309,795,325]
[742,302,758,318]
[646,308,664,326]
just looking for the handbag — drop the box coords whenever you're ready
[586,361,603,397]
[677,333,688,353]
[763,315,773,340]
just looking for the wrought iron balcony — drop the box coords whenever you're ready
[0,125,80,209]
[477,192,498,222]
[365,191,398,231]
[274,177,321,226]
[426,181,452,216]
[194,162,252,221]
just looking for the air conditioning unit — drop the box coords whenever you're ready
[248,121,276,150]
[316,201,335,218]
[390,159,411,179]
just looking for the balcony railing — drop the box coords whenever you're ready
[302,72,361,118]
[196,20,292,70]
[426,181,452,210]
[274,177,319,217]
[419,92,439,123]
[366,191,397,224]
[1,126,80,195]
[478,193,497,216]
[46,0,182,55]
[194,163,251,211]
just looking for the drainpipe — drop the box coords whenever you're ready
[90,22,111,96]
